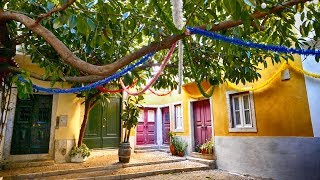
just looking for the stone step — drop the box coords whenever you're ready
[187,156,216,168]
[134,145,159,150]
[2,160,54,170]
[33,160,210,179]
[158,148,170,153]
[189,152,216,160]
[134,149,159,153]
[5,158,187,179]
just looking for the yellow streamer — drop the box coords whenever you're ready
[227,63,287,92]
[184,61,320,97]
[288,62,320,79]
[183,86,214,99]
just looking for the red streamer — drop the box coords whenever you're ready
[149,88,173,96]
[97,79,137,93]
[120,42,177,96]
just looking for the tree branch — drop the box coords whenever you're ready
[34,0,76,25]
[0,0,310,77]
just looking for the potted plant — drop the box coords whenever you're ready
[69,144,91,163]
[168,131,177,155]
[200,139,214,154]
[174,138,188,157]
[119,95,143,163]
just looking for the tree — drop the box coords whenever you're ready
[0,0,319,146]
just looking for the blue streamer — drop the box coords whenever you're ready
[187,27,320,56]
[19,53,155,94]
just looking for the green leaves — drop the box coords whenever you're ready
[3,0,320,94]
[68,15,77,29]
[53,18,63,29]
[243,0,255,8]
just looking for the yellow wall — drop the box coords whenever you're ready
[142,90,182,105]
[15,54,85,142]
[183,58,313,137]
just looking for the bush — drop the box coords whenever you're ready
[200,139,214,154]
[70,144,91,158]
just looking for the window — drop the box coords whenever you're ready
[226,91,257,132]
[174,104,183,131]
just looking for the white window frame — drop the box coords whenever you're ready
[226,91,257,132]
[172,103,184,132]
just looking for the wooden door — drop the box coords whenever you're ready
[102,97,121,148]
[11,95,52,155]
[193,99,212,147]
[84,96,121,149]
[136,108,156,145]
[162,107,170,145]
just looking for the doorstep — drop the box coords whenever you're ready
[189,152,216,160]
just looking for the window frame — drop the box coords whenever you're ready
[226,91,257,132]
[173,103,184,132]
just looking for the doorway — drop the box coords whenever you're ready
[11,94,53,155]
[136,108,156,145]
[192,99,212,149]
[161,107,170,145]
[84,96,121,149]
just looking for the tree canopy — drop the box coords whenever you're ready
[0,0,319,92]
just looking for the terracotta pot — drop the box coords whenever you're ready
[177,151,184,157]
[201,149,208,154]
[118,142,131,163]
[170,144,175,155]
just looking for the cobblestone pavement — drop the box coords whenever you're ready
[132,170,266,180]
[0,151,184,177]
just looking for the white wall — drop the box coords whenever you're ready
[302,54,320,137]
[216,137,320,180]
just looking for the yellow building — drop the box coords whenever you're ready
[1,54,122,164]
[181,56,320,179]
[125,55,320,179]
[0,54,87,164]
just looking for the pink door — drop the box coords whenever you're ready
[136,108,156,145]
[193,99,212,147]
[162,107,170,145]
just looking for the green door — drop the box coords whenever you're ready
[84,96,121,149]
[11,95,53,155]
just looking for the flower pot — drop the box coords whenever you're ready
[201,149,208,154]
[118,142,131,163]
[70,153,88,163]
[170,144,175,155]
[177,151,185,157]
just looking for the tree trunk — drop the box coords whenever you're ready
[77,100,90,147]
[77,92,101,147]
[126,128,131,143]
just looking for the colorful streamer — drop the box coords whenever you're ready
[149,88,173,96]
[187,27,320,56]
[120,42,177,96]
[18,53,155,93]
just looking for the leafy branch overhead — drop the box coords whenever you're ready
[0,0,319,90]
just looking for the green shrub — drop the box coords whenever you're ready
[70,144,91,158]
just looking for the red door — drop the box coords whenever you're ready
[162,107,170,145]
[193,99,212,147]
[136,108,156,145]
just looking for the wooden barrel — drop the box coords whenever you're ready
[118,142,131,163]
